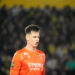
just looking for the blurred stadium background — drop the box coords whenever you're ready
[0,0,75,75]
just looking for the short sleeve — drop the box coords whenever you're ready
[10,51,21,75]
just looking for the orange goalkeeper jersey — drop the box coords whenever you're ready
[10,47,45,75]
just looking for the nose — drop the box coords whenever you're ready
[36,37,39,42]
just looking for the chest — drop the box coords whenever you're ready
[21,52,44,71]
[22,52,43,63]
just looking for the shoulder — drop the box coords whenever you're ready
[12,48,26,60]
[36,49,45,56]
[14,47,25,55]
[37,49,46,62]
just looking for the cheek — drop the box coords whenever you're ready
[32,38,36,44]
[32,38,35,43]
[30,38,35,44]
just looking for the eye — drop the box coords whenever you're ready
[33,36,40,38]
[33,36,37,38]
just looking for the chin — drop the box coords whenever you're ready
[33,45,38,48]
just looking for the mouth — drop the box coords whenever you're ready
[36,42,39,45]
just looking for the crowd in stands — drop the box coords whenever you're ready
[0,5,75,75]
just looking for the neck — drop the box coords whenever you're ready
[25,44,36,52]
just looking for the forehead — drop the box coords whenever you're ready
[30,31,40,36]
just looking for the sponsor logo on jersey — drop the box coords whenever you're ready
[28,63,43,71]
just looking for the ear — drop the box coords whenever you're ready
[25,34,29,41]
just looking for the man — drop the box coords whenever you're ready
[10,24,45,75]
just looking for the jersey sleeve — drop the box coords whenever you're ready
[42,67,45,75]
[10,51,21,75]
[42,54,45,75]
